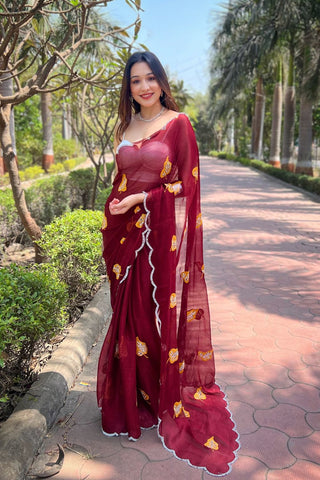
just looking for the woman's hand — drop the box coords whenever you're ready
[109,193,145,215]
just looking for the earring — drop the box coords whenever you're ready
[160,91,165,98]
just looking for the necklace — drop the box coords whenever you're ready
[138,106,165,122]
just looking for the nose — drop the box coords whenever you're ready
[141,78,150,91]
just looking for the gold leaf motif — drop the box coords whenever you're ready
[192,166,199,181]
[160,156,172,178]
[140,389,150,401]
[198,350,213,361]
[194,387,207,400]
[170,293,176,308]
[118,173,127,192]
[196,213,202,229]
[165,181,182,195]
[179,360,185,374]
[136,337,148,357]
[170,235,177,251]
[168,348,179,364]
[173,401,190,418]
[101,214,108,230]
[201,264,205,276]
[134,206,141,214]
[120,237,126,244]
[135,214,146,228]
[187,308,199,322]
[173,401,182,418]
[112,264,121,280]
[180,271,190,284]
[204,436,219,451]
[183,407,190,418]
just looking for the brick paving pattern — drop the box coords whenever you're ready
[29,157,320,479]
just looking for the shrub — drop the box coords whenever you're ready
[0,190,24,247]
[48,162,65,174]
[67,168,95,210]
[95,186,112,211]
[63,158,77,171]
[0,263,68,369]
[53,135,81,162]
[209,150,220,157]
[63,156,86,171]
[36,209,104,315]
[0,173,10,188]
[20,165,44,181]
[26,175,70,227]
[308,177,320,195]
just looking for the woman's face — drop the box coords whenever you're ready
[130,61,162,109]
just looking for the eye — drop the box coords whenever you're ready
[131,79,139,85]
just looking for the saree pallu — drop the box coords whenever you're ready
[97,114,239,475]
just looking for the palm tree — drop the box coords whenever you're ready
[282,41,296,171]
[210,0,320,174]
[269,61,282,167]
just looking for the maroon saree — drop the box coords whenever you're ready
[97,114,239,475]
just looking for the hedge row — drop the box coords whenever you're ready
[0,167,112,248]
[0,209,104,412]
[0,156,86,187]
[210,152,320,196]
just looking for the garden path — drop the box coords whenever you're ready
[29,157,320,480]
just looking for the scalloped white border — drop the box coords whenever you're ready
[102,192,240,475]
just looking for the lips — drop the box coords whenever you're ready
[140,93,153,99]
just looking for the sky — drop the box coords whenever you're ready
[105,0,226,95]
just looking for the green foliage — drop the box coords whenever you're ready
[36,209,104,314]
[67,168,95,209]
[15,97,43,169]
[19,165,44,181]
[0,190,24,247]
[1,167,111,250]
[48,162,65,174]
[26,176,70,227]
[63,158,77,171]
[96,186,112,211]
[0,263,67,369]
[53,134,81,162]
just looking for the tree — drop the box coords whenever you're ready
[209,0,320,173]
[0,0,141,261]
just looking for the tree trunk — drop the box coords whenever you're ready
[0,71,43,261]
[296,35,314,176]
[0,104,43,261]
[0,77,17,175]
[269,64,282,168]
[296,93,313,175]
[252,77,265,159]
[41,91,54,171]
[62,102,72,140]
[281,46,296,171]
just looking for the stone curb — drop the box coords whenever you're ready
[0,282,111,480]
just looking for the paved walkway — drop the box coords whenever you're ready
[28,158,320,480]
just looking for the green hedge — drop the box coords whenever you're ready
[1,166,113,251]
[0,263,68,370]
[211,153,320,196]
[36,209,104,316]
[0,190,24,248]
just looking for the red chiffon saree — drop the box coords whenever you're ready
[97,113,239,475]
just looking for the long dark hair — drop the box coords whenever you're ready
[116,51,179,141]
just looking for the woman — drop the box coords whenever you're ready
[97,51,239,476]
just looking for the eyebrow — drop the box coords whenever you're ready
[130,72,154,79]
